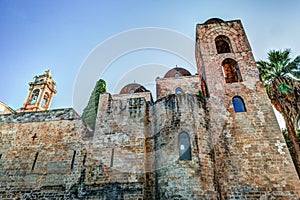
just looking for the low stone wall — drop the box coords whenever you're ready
[0,108,80,124]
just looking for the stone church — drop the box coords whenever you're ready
[0,18,299,199]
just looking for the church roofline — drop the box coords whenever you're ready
[156,74,199,81]
[0,108,80,125]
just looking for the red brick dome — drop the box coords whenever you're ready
[164,67,191,78]
[119,83,147,94]
[204,18,224,25]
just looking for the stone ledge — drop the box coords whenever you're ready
[0,108,80,124]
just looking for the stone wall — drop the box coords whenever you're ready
[92,93,154,199]
[154,94,217,199]
[213,85,300,199]
[196,19,300,199]
[156,75,200,99]
[0,109,89,199]
[0,108,150,199]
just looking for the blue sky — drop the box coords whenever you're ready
[1,0,300,115]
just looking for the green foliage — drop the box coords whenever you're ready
[198,90,205,100]
[82,79,106,129]
[258,49,300,176]
[278,83,292,94]
[257,49,300,86]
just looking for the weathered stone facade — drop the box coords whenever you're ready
[0,18,299,199]
[195,18,300,199]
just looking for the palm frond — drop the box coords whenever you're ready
[259,49,299,80]
[278,83,292,94]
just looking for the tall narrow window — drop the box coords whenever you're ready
[232,96,246,112]
[71,151,76,170]
[215,35,232,54]
[110,148,114,167]
[41,93,49,107]
[179,132,192,160]
[222,58,243,83]
[32,152,39,170]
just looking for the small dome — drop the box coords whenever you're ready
[204,18,224,25]
[164,67,191,78]
[119,83,147,94]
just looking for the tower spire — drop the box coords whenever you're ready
[20,70,57,112]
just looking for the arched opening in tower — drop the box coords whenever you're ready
[222,58,243,83]
[30,89,40,104]
[215,35,232,54]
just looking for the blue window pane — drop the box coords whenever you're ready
[233,97,246,112]
[175,87,182,94]
[179,132,192,161]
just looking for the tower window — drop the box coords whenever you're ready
[215,35,232,54]
[30,89,40,104]
[71,151,76,170]
[232,96,246,112]
[110,148,114,167]
[42,93,49,107]
[175,87,183,94]
[32,152,39,170]
[178,132,192,160]
[222,58,243,83]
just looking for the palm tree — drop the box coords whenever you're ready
[257,49,300,177]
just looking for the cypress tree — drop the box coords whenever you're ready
[82,79,106,129]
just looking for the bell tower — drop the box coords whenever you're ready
[196,18,300,198]
[21,70,57,112]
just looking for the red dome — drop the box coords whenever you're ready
[119,83,147,94]
[204,18,224,25]
[164,67,191,78]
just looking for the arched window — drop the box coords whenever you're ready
[42,93,49,107]
[222,58,243,83]
[215,35,232,54]
[232,96,246,112]
[129,89,134,94]
[178,132,192,160]
[174,73,180,78]
[30,89,39,104]
[175,87,183,94]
